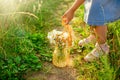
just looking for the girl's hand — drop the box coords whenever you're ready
[62,9,74,24]
[62,0,84,24]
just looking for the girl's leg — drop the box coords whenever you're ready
[94,25,107,44]
[84,25,109,62]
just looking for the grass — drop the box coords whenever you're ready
[0,0,120,80]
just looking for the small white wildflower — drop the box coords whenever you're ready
[47,31,56,44]
[63,32,69,39]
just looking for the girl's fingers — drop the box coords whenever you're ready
[62,17,69,25]
[66,20,69,24]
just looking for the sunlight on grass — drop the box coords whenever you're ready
[0,0,120,80]
[0,0,40,19]
[0,0,17,13]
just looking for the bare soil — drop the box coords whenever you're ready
[26,62,77,80]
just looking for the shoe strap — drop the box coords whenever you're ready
[95,43,109,54]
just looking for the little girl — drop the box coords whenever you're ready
[63,0,120,62]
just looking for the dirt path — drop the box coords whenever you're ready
[26,62,77,80]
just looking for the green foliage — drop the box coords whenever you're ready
[0,25,52,79]
[27,33,52,62]
[0,0,62,79]
[108,21,120,80]
[98,56,115,80]
[0,26,43,79]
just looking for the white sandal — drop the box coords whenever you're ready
[78,34,96,46]
[84,43,109,62]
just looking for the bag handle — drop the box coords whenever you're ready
[62,18,72,47]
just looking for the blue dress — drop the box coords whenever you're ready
[84,0,120,26]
